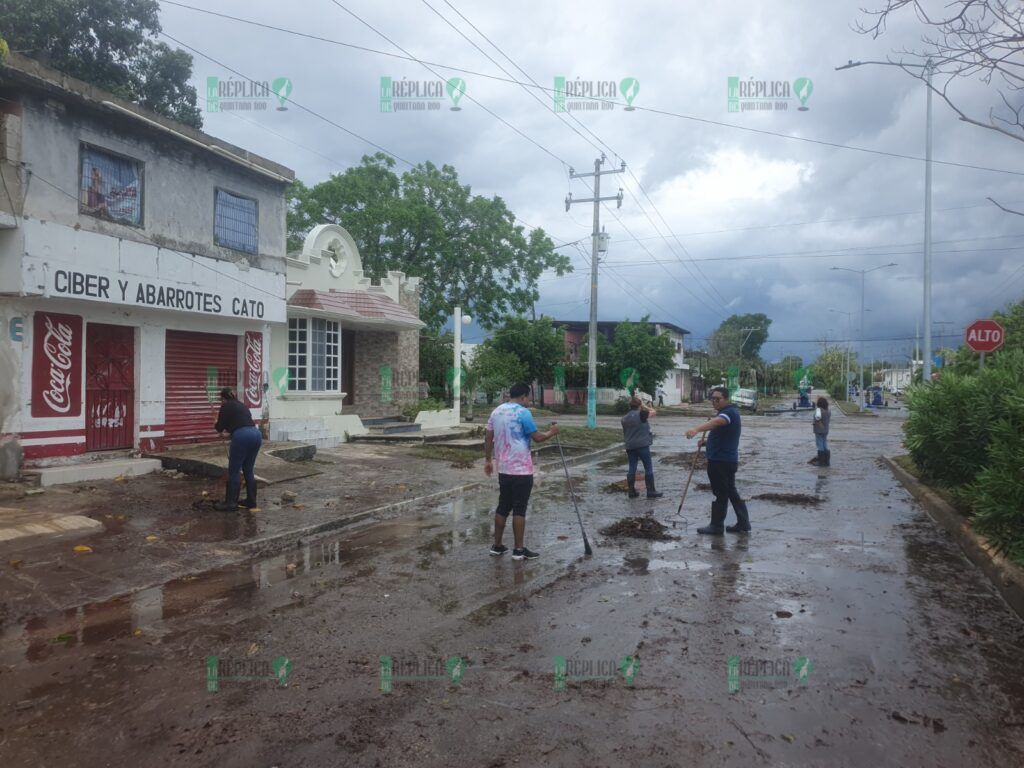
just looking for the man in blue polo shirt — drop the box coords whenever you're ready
[685,386,751,535]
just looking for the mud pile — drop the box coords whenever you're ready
[599,516,676,540]
[751,492,822,505]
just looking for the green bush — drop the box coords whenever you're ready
[903,350,1024,563]
[400,398,448,422]
[612,396,631,414]
[902,371,995,486]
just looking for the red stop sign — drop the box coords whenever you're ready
[964,319,1005,353]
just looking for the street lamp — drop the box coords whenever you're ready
[453,307,472,424]
[829,309,854,401]
[832,264,897,405]
[836,58,934,383]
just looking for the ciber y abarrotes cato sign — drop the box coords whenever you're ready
[35,265,285,323]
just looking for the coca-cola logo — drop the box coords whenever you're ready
[42,317,75,414]
[244,333,263,406]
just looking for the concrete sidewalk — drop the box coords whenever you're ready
[0,436,625,624]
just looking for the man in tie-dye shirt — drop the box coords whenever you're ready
[484,383,560,560]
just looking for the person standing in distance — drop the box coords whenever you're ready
[484,383,560,560]
[685,386,751,534]
[213,387,262,512]
[620,395,663,499]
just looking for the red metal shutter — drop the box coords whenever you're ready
[164,331,239,445]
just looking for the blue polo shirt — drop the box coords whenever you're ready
[706,403,741,463]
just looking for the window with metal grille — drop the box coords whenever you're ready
[289,317,340,393]
[288,318,308,391]
[80,144,143,226]
[214,188,258,254]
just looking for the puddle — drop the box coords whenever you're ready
[647,559,713,572]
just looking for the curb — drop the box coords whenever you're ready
[883,455,1024,621]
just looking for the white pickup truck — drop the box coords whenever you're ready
[732,388,758,411]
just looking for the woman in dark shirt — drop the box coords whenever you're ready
[213,387,262,511]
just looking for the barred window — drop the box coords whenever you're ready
[80,144,143,226]
[214,188,258,254]
[289,317,340,393]
[288,318,308,391]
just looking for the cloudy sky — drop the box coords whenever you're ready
[158,0,1024,364]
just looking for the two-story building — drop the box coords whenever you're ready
[0,54,291,467]
[553,319,691,404]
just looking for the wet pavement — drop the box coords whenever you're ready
[2,411,1023,767]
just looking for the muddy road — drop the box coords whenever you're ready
[2,413,1023,767]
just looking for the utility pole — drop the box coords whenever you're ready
[922,59,934,384]
[565,154,625,429]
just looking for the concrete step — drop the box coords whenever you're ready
[368,422,421,435]
[25,458,163,487]
[362,416,405,426]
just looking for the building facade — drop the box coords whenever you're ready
[0,54,292,467]
[268,224,422,446]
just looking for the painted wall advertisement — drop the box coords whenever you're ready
[32,312,83,418]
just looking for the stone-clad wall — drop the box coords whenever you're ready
[351,284,420,419]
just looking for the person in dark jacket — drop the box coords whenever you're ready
[620,396,663,499]
[685,386,751,534]
[213,387,262,512]
[809,397,831,467]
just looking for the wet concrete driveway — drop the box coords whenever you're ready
[2,412,1023,767]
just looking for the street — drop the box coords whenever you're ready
[2,411,1023,767]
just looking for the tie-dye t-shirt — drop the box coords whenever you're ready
[486,402,538,475]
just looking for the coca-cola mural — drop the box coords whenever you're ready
[32,312,83,418]
[243,331,264,408]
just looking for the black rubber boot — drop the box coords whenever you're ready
[238,477,258,509]
[645,475,663,498]
[214,479,240,512]
[822,450,831,467]
[808,454,819,465]
[627,477,640,499]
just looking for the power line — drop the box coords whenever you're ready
[159,31,414,167]
[159,0,1024,177]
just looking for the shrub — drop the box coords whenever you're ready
[612,396,631,414]
[400,398,448,422]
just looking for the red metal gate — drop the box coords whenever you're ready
[164,331,238,445]
[85,323,135,451]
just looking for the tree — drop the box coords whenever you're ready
[288,154,572,330]
[605,317,677,395]
[708,314,772,363]
[419,331,453,402]
[0,0,202,128]
[814,344,857,399]
[472,345,526,405]
[488,316,564,405]
[858,1,1024,145]
[994,294,1024,353]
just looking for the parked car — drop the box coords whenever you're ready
[733,388,758,411]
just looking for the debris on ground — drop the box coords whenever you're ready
[602,474,645,493]
[658,451,707,469]
[599,516,676,540]
[281,490,298,503]
[695,482,712,491]
[751,492,822,505]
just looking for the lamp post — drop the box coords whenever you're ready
[453,306,472,424]
[836,58,934,383]
[832,264,896,404]
[829,309,854,401]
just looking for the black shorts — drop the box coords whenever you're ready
[495,473,534,517]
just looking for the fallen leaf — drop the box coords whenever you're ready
[9,559,23,569]
[73,545,93,553]
[292,503,305,509]
[781,734,795,743]
[247,642,260,657]
[145,535,158,542]
[133,628,143,637]
[201,491,209,497]
[775,610,793,619]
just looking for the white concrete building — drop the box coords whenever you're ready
[652,322,690,405]
[0,54,291,466]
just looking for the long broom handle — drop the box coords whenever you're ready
[554,425,592,555]
[676,441,703,515]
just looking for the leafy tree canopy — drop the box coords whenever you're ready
[604,316,677,395]
[708,313,772,363]
[488,316,564,404]
[288,154,572,331]
[0,0,202,128]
